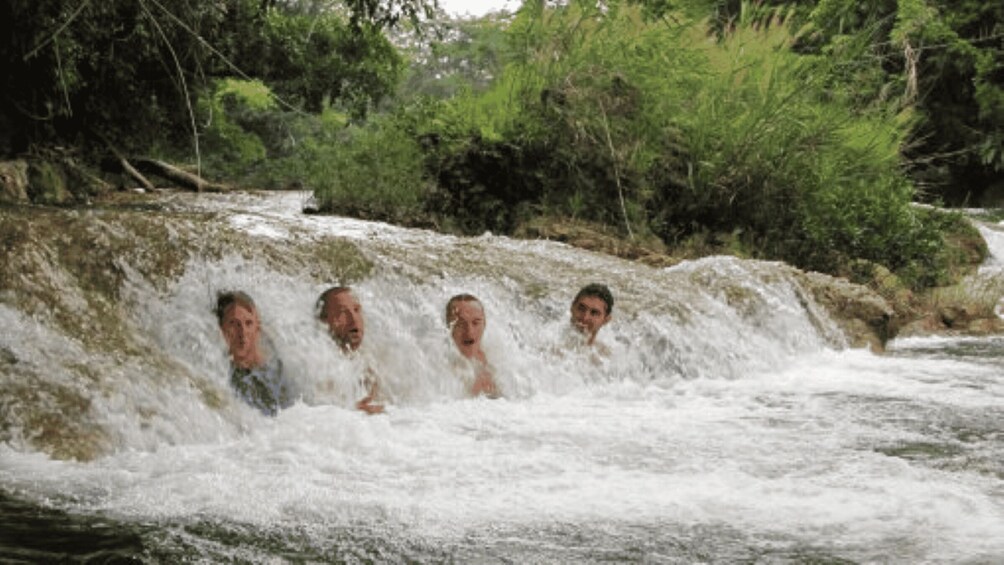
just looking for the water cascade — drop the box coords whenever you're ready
[1,192,1001,562]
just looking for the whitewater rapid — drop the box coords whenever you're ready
[0,192,1001,563]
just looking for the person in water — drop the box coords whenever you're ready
[446,294,499,398]
[570,283,614,354]
[216,291,293,416]
[317,286,383,414]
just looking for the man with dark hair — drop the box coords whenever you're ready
[446,294,499,398]
[216,291,292,416]
[316,286,364,352]
[317,286,383,414]
[570,283,614,348]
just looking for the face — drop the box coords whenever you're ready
[220,303,261,367]
[449,300,485,359]
[323,291,365,351]
[571,294,610,343]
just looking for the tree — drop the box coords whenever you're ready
[628,0,1004,203]
[396,11,512,102]
[0,0,435,161]
[802,0,1004,203]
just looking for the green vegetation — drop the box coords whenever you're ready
[396,12,511,102]
[0,0,431,168]
[2,0,1001,293]
[806,0,1004,204]
[308,113,431,221]
[310,0,990,289]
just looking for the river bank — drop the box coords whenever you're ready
[3,169,1002,350]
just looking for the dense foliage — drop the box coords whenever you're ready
[701,0,1004,203]
[2,0,999,289]
[395,12,512,102]
[807,0,1003,204]
[315,1,975,286]
[0,0,432,162]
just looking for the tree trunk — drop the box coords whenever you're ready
[119,156,157,192]
[98,134,157,192]
[133,158,226,192]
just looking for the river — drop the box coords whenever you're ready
[1,192,1002,563]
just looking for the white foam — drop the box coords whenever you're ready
[2,192,1002,561]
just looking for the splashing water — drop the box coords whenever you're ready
[1,192,1002,563]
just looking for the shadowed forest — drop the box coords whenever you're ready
[2,0,1002,298]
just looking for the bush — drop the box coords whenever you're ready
[397,1,953,287]
[198,79,274,181]
[662,21,941,280]
[310,114,430,221]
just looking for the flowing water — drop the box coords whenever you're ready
[1,192,1002,563]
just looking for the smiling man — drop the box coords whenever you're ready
[570,283,614,349]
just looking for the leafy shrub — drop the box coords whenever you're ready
[395,1,954,287]
[662,21,942,280]
[198,79,274,180]
[310,114,430,221]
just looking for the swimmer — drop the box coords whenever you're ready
[569,283,614,355]
[317,286,383,414]
[216,291,293,416]
[446,294,499,398]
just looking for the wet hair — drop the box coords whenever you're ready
[445,294,483,325]
[315,286,353,320]
[573,283,614,315]
[215,291,257,325]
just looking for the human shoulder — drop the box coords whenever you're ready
[229,355,293,415]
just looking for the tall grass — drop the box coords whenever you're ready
[396,1,955,287]
[178,2,961,289]
[668,21,942,279]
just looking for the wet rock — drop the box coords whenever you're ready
[515,216,678,267]
[27,160,73,205]
[899,310,1004,337]
[0,160,29,203]
[939,305,968,327]
[0,346,17,365]
[965,317,1004,334]
[302,195,320,214]
[897,314,944,336]
[793,270,895,351]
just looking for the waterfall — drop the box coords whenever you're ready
[1,192,1001,563]
[972,217,1004,318]
[0,191,846,459]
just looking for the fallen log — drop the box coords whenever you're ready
[132,158,226,192]
[96,132,158,192]
[119,155,157,192]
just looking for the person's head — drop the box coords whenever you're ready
[570,283,613,345]
[216,291,263,369]
[317,286,365,352]
[446,294,486,360]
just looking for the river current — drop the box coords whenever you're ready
[1,192,1002,563]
